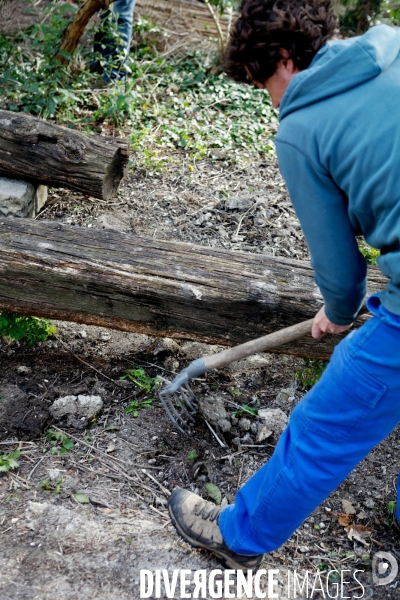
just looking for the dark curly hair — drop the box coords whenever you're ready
[223,0,339,84]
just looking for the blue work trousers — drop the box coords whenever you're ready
[219,294,400,554]
[94,0,136,70]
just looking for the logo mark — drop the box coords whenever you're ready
[372,552,398,586]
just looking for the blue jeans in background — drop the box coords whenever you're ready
[93,0,136,80]
[219,293,400,554]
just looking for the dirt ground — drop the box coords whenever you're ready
[1,151,400,600]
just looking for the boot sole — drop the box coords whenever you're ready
[168,504,262,571]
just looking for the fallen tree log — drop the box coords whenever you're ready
[0,218,387,360]
[0,110,129,200]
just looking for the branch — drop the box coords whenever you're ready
[203,0,225,63]
[55,0,115,65]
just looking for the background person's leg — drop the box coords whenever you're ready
[93,0,136,78]
[219,298,400,555]
[111,0,136,59]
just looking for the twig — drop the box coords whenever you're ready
[51,428,161,497]
[219,450,247,460]
[347,585,373,593]
[51,426,126,466]
[54,335,121,386]
[141,469,171,498]
[237,459,244,491]
[149,504,169,520]
[371,537,384,547]
[204,419,226,448]
[27,453,48,480]
[203,0,225,62]
[8,472,31,489]
[239,444,275,448]
[0,440,36,445]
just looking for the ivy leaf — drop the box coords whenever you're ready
[62,439,74,451]
[205,482,222,505]
[73,491,90,504]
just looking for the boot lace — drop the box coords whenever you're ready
[194,500,222,522]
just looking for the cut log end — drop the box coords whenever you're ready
[103,141,130,200]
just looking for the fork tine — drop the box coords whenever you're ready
[172,392,196,422]
[158,357,209,431]
[179,384,198,414]
[182,382,198,403]
[159,391,187,434]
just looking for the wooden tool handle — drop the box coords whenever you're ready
[203,319,314,371]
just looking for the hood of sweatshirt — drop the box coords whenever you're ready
[279,24,400,120]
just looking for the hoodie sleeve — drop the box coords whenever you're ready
[275,139,367,325]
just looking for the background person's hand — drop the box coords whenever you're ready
[312,306,353,339]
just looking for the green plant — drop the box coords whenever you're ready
[205,482,222,505]
[0,1,97,118]
[358,241,380,265]
[120,367,161,393]
[387,499,396,526]
[296,359,328,389]
[0,10,278,168]
[0,312,56,345]
[232,404,258,418]
[40,478,63,494]
[188,449,198,462]
[46,429,74,455]
[328,570,341,584]
[40,479,52,492]
[0,448,21,472]
[124,397,155,417]
[121,366,160,416]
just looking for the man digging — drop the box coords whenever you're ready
[167,0,400,569]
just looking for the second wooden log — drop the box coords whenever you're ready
[0,110,129,200]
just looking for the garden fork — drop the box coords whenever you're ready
[159,318,314,433]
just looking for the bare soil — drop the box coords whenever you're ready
[1,152,399,599]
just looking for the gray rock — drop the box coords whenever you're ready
[256,425,273,444]
[50,395,103,421]
[231,437,241,446]
[199,395,227,425]
[152,337,181,356]
[228,197,253,211]
[240,433,253,445]
[239,418,251,431]
[364,498,375,509]
[250,422,258,435]
[97,213,129,231]
[230,416,239,426]
[0,177,47,218]
[217,418,231,433]
[257,408,289,435]
[17,365,32,374]
[276,388,295,403]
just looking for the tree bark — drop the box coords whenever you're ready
[0,110,129,200]
[56,0,115,64]
[0,218,387,360]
